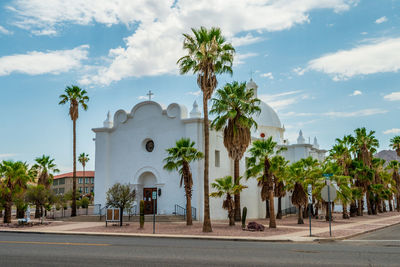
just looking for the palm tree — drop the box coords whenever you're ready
[177,27,235,232]
[0,161,32,223]
[210,176,247,226]
[286,161,308,224]
[32,155,59,218]
[59,85,89,217]
[210,81,260,221]
[163,138,204,225]
[270,155,288,219]
[78,153,90,196]
[390,136,400,157]
[352,128,379,215]
[246,137,285,228]
[372,157,386,213]
[387,160,400,212]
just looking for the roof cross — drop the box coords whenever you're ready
[147,90,154,101]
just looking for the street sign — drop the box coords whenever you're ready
[323,173,333,178]
[307,184,312,204]
[152,191,157,200]
[321,185,337,202]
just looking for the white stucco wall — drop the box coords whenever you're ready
[93,100,325,221]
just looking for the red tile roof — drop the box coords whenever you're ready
[54,171,95,179]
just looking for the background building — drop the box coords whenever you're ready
[52,171,95,196]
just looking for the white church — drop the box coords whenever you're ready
[92,79,326,220]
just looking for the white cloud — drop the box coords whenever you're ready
[323,108,387,117]
[137,95,149,100]
[384,92,400,101]
[293,67,306,76]
[350,90,362,96]
[260,72,274,79]
[187,90,201,97]
[361,32,368,35]
[231,33,262,47]
[383,128,400,135]
[0,45,89,76]
[234,53,258,66]
[259,90,309,111]
[280,111,315,117]
[0,153,17,158]
[7,0,358,85]
[306,38,400,80]
[375,16,388,24]
[0,25,12,35]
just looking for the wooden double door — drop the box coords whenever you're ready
[143,188,157,215]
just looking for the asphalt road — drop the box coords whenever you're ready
[0,225,399,267]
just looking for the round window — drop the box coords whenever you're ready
[145,140,154,152]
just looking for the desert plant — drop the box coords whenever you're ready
[210,176,247,226]
[140,200,145,228]
[241,206,247,229]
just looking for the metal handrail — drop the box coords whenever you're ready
[174,204,196,220]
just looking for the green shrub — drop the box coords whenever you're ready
[81,197,90,209]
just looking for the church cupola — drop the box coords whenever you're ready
[190,100,201,118]
[246,78,258,97]
[313,136,319,149]
[297,130,305,144]
[103,111,113,128]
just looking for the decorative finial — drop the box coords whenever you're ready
[313,137,319,149]
[147,90,154,101]
[297,129,305,144]
[103,111,113,128]
[190,100,201,118]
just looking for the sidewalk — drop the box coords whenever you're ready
[1,212,399,242]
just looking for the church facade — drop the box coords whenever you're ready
[92,80,326,220]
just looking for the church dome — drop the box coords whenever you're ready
[246,78,281,129]
[255,101,282,128]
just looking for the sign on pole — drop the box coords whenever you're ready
[321,185,337,203]
[152,190,157,234]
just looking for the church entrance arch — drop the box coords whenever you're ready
[137,171,157,215]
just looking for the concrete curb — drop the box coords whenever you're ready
[1,218,399,243]
[0,229,305,243]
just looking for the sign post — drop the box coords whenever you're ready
[307,184,312,236]
[152,191,157,234]
[322,174,335,237]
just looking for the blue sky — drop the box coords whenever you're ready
[0,0,400,172]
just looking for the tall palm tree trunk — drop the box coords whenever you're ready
[4,201,11,224]
[297,205,304,224]
[268,191,276,228]
[202,95,212,232]
[342,203,349,219]
[234,159,241,221]
[265,200,270,218]
[16,207,25,219]
[357,198,363,216]
[35,203,41,218]
[71,119,77,217]
[366,191,372,215]
[389,196,393,211]
[186,188,193,226]
[397,195,400,212]
[276,197,282,219]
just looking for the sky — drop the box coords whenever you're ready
[0,0,400,172]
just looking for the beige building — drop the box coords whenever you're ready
[52,171,95,196]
